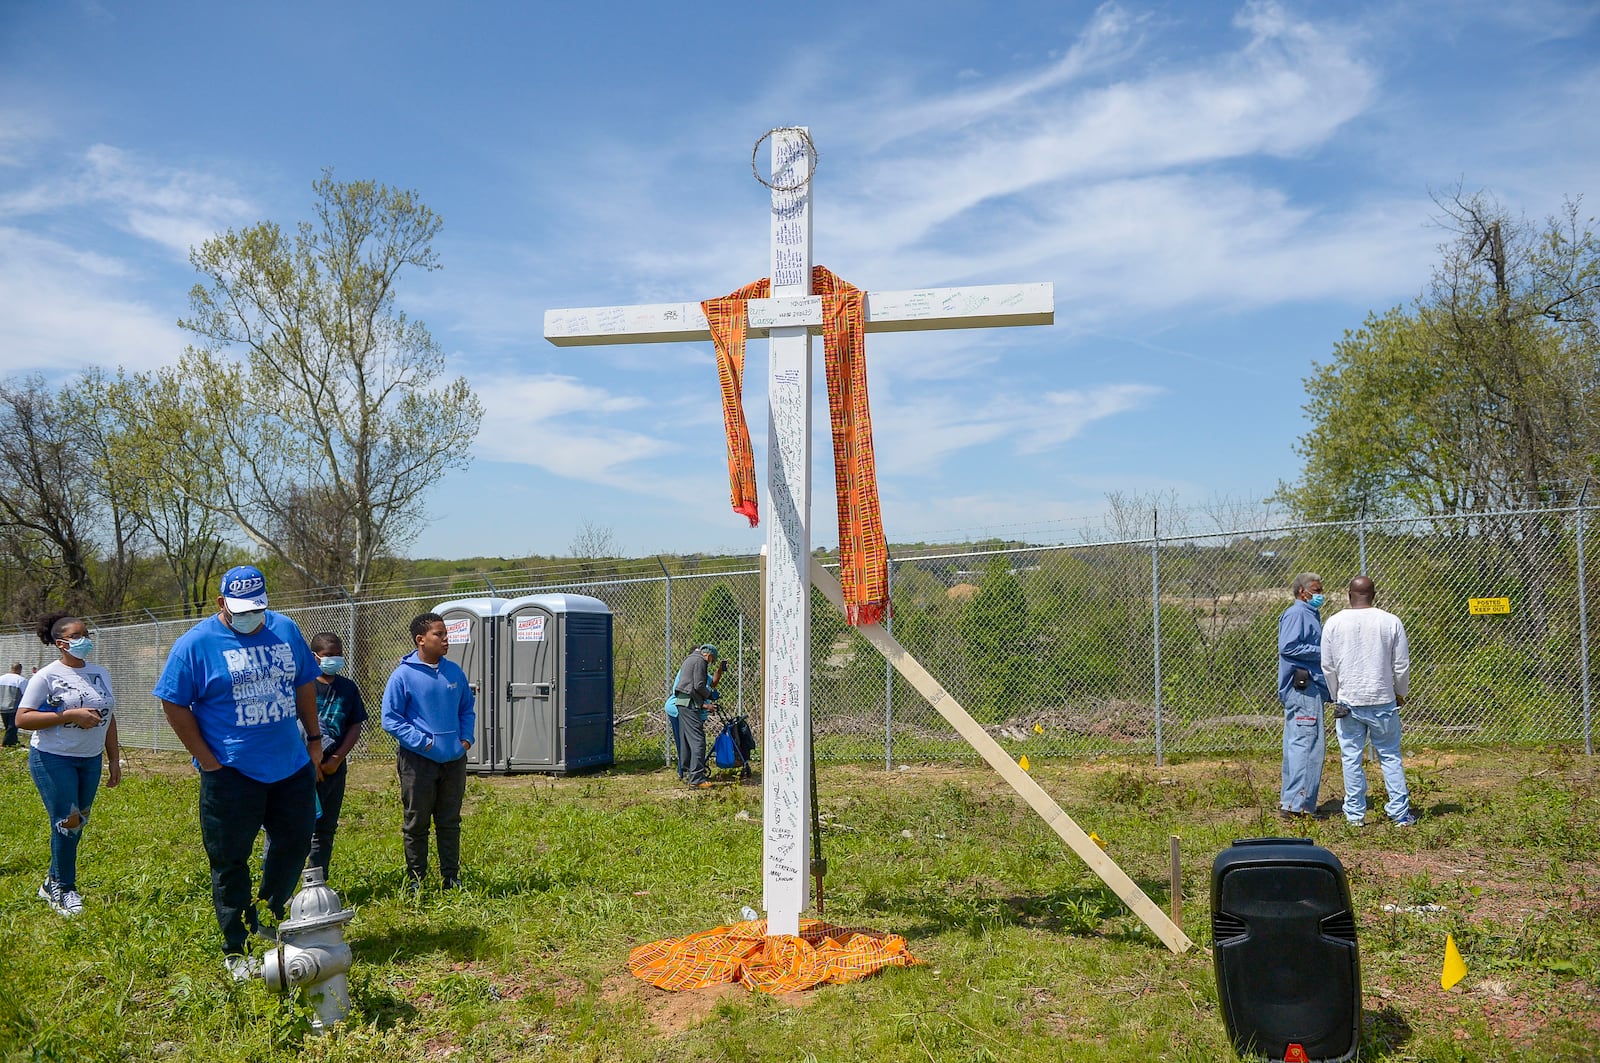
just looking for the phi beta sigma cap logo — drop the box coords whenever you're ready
[220,565,269,610]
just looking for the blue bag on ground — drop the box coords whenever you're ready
[713,727,739,769]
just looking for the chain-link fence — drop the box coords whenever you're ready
[5,506,1594,765]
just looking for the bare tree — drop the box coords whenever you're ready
[0,376,105,613]
[570,520,618,580]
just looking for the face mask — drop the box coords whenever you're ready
[62,636,94,660]
[319,656,346,675]
[230,609,266,634]
[1307,594,1325,610]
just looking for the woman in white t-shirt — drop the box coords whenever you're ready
[15,612,120,917]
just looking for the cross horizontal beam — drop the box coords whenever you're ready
[544,282,1054,347]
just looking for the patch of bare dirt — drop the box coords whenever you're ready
[603,971,823,1034]
[604,973,743,1034]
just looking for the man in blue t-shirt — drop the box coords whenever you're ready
[155,565,323,979]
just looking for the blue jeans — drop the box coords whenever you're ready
[1336,702,1410,823]
[1280,686,1326,813]
[29,748,103,891]
[199,763,316,954]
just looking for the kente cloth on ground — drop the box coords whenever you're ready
[701,266,891,626]
[627,918,919,993]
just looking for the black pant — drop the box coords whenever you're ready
[396,748,467,880]
[307,760,349,880]
[2,710,17,747]
[199,763,316,955]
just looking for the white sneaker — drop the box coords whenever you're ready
[58,889,83,916]
[224,953,260,982]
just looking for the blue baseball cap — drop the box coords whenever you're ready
[700,644,719,658]
[220,565,268,611]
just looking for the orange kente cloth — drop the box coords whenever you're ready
[627,918,920,994]
[701,266,891,626]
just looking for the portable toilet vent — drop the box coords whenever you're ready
[1211,837,1361,1062]
[432,597,508,771]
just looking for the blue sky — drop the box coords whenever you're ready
[2,1,1597,560]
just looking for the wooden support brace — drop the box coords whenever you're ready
[809,558,1194,954]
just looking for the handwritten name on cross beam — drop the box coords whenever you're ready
[543,283,1054,347]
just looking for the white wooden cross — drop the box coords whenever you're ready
[546,128,1053,937]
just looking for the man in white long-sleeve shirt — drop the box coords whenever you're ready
[1321,575,1416,827]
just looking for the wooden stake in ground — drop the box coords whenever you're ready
[546,128,1052,936]
[810,559,1194,954]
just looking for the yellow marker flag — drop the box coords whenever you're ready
[1033,723,1043,735]
[1442,934,1467,990]
[1018,755,1031,772]
[1089,831,1107,849]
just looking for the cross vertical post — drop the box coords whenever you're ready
[545,129,1058,943]
[761,129,814,936]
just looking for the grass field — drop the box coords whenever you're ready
[1,744,1597,1062]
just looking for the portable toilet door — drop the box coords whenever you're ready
[500,593,614,773]
[433,598,507,772]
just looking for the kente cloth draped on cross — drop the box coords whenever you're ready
[627,918,920,994]
[701,266,891,627]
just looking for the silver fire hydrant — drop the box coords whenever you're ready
[261,866,356,1033]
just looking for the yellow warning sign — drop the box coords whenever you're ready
[1468,597,1511,615]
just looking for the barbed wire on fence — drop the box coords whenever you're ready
[8,505,1590,767]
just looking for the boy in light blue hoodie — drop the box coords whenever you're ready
[382,612,476,890]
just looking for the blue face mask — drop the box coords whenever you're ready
[1307,593,1325,610]
[319,656,346,675]
[63,636,94,660]
[229,609,266,635]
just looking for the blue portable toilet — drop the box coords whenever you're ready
[495,593,614,773]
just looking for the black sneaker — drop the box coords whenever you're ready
[38,877,65,914]
[441,876,460,891]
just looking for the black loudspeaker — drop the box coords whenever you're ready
[1211,838,1361,1062]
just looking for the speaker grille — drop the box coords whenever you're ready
[1320,910,1357,942]
[1212,910,1248,943]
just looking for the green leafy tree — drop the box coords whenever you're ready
[177,171,485,593]
[688,582,745,659]
[1284,192,1600,641]
[959,557,1034,721]
[1284,193,1600,521]
[686,581,758,701]
[80,367,233,616]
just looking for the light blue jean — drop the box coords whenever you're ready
[1280,685,1326,813]
[29,747,103,891]
[1335,702,1410,823]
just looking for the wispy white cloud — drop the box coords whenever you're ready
[872,382,1162,476]
[0,143,254,257]
[0,227,185,374]
[471,372,712,499]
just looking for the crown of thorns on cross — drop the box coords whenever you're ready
[751,127,819,192]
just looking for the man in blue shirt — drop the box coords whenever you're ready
[382,612,476,891]
[155,565,322,979]
[1277,572,1329,819]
